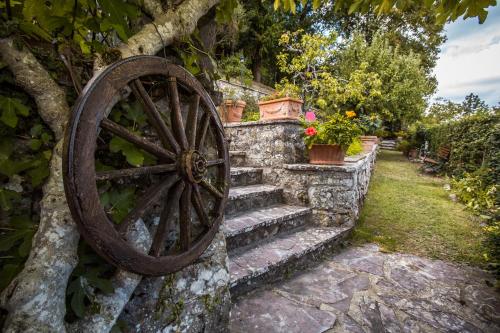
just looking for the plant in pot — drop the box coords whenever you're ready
[220,88,246,123]
[359,114,382,150]
[258,81,303,120]
[218,53,253,122]
[302,111,362,165]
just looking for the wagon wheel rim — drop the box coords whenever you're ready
[63,56,229,276]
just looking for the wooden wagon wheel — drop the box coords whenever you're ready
[63,56,229,276]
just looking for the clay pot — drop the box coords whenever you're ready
[258,97,303,120]
[361,141,375,153]
[360,135,378,144]
[222,100,246,122]
[309,144,345,165]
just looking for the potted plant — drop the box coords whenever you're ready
[220,88,246,123]
[258,82,303,120]
[359,114,382,146]
[303,111,362,165]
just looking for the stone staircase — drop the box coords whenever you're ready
[223,151,351,297]
[380,139,397,150]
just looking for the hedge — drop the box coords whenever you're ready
[425,114,499,186]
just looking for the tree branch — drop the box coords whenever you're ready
[68,220,152,333]
[95,0,220,70]
[0,38,78,333]
[0,38,69,140]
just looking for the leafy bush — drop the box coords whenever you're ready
[397,140,412,155]
[346,138,363,156]
[450,170,498,218]
[218,52,254,86]
[240,93,260,122]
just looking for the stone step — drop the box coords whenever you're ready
[229,151,246,167]
[228,226,351,297]
[223,205,311,252]
[225,184,284,216]
[230,167,263,187]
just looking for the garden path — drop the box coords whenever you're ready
[230,243,499,332]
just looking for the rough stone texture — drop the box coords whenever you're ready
[225,120,377,227]
[223,205,311,251]
[229,151,247,167]
[228,226,351,297]
[231,244,500,333]
[225,120,307,169]
[119,232,230,333]
[230,167,263,187]
[281,151,377,227]
[226,184,283,216]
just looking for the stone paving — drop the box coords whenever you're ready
[230,244,500,333]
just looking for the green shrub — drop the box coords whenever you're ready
[450,170,498,218]
[240,93,260,122]
[346,138,363,156]
[397,140,412,155]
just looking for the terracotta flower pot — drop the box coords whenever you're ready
[309,144,345,165]
[258,97,303,120]
[361,141,375,153]
[360,135,378,144]
[222,100,246,122]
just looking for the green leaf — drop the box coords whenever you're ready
[27,159,50,186]
[0,96,30,128]
[0,229,30,252]
[109,136,145,167]
[68,278,86,318]
[104,187,136,223]
[0,188,21,211]
[29,139,42,151]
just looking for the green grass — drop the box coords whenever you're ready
[353,150,487,266]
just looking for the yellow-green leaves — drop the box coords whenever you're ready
[0,96,29,128]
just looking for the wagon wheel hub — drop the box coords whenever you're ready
[181,150,207,183]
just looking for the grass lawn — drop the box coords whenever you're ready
[352,150,488,266]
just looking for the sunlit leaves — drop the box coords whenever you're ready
[272,0,496,23]
[14,0,141,54]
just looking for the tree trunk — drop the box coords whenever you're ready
[252,55,262,83]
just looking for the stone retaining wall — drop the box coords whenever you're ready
[225,120,377,227]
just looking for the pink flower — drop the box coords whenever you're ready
[304,127,317,136]
[305,111,316,122]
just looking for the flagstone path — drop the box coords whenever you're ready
[230,244,500,333]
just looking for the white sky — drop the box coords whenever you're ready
[433,5,500,106]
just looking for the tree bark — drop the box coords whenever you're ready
[0,39,78,333]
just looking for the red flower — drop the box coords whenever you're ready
[304,127,317,136]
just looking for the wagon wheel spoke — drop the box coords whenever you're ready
[150,180,185,257]
[200,179,224,199]
[100,118,175,161]
[185,94,200,150]
[191,183,210,228]
[168,77,189,150]
[195,112,210,150]
[179,182,192,251]
[206,159,225,167]
[131,79,180,154]
[96,163,177,181]
[118,174,179,234]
